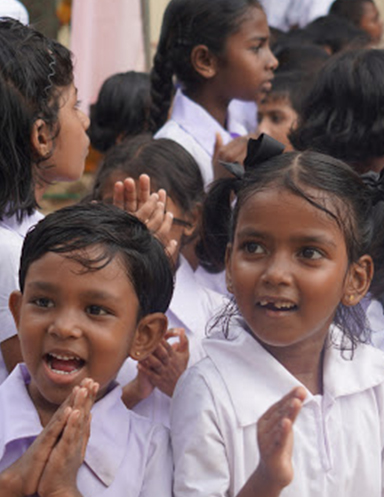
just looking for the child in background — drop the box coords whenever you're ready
[90,136,225,426]
[0,202,173,496]
[0,18,90,384]
[290,48,384,174]
[330,0,383,44]
[151,0,278,188]
[171,139,384,496]
[257,71,310,151]
[88,71,151,153]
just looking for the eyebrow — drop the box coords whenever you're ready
[26,281,117,301]
[236,229,338,248]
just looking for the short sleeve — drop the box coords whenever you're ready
[139,424,173,497]
[170,364,231,497]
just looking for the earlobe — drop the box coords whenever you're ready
[31,119,53,159]
[342,255,374,306]
[190,44,218,80]
[130,313,168,360]
[8,291,23,329]
[225,244,234,294]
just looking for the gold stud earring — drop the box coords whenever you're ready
[349,295,354,302]
[136,351,141,357]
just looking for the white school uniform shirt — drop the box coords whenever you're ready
[0,210,43,384]
[171,317,384,497]
[155,89,249,189]
[259,0,334,31]
[116,255,226,427]
[0,364,173,496]
[367,298,384,351]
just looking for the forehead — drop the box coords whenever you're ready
[237,186,345,236]
[228,6,268,42]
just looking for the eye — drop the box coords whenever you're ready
[300,247,323,260]
[32,297,54,308]
[242,241,264,254]
[86,305,108,316]
[270,112,284,125]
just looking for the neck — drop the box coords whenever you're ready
[185,85,230,129]
[260,334,327,395]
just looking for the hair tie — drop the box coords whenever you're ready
[361,170,384,206]
[220,133,285,179]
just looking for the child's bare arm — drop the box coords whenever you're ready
[237,386,307,497]
[121,368,155,409]
[138,329,189,397]
[37,379,99,497]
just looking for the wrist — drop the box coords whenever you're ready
[121,377,147,408]
[0,469,23,497]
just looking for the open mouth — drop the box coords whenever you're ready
[257,299,297,312]
[45,352,85,375]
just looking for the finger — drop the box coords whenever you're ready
[164,327,185,340]
[157,188,167,205]
[165,238,178,259]
[155,211,174,246]
[153,341,172,363]
[113,181,125,210]
[145,201,166,233]
[213,132,224,163]
[122,178,138,212]
[137,174,151,208]
[141,354,164,374]
[176,328,189,353]
[135,193,159,224]
[261,387,306,424]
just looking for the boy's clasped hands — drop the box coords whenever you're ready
[0,378,99,497]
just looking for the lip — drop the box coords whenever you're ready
[43,348,86,385]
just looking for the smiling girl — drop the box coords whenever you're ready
[171,139,384,496]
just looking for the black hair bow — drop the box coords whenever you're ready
[220,133,285,179]
[361,169,384,206]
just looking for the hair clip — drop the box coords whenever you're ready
[43,48,56,97]
[219,134,285,179]
[361,169,384,206]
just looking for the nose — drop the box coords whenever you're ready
[80,109,90,131]
[48,310,83,340]
[257,118,271,137]
[260,252,293,287]
[266,47,278,72]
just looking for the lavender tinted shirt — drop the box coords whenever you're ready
[155,89,249,189]
[0,364,172,496]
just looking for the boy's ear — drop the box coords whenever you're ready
[225,244,234,294]
[8,291,23,329]
[130,313,168,360]
[31,119,52,158]
[190,44,218,80]
[342,255,374,306]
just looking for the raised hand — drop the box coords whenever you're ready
[138,328,189,397]
[113,174,177,257]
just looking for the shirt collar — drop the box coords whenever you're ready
[0,210,44,238]
[203,318,384,427]
[171,89,244,157]
[0,364,130,488]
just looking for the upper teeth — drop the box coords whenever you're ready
[259,300,294,309]
[49,353,81,361]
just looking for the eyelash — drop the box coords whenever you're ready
[299,247,323,260]
[86,305,109,316]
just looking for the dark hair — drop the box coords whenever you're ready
[88,71,151,153]
[0,18,74,222]
[19,202,174,318]
[149,0,262,132]
[260,70,315,115]
[330,0,375,27]
[202,151,375,351]
[273,44,330,74]
[92,136,205,214]
[290,49,384,173]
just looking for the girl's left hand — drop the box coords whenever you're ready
[37,379,98,497]
[138,328,189,397]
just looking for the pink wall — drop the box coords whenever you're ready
[70,0,146,115]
